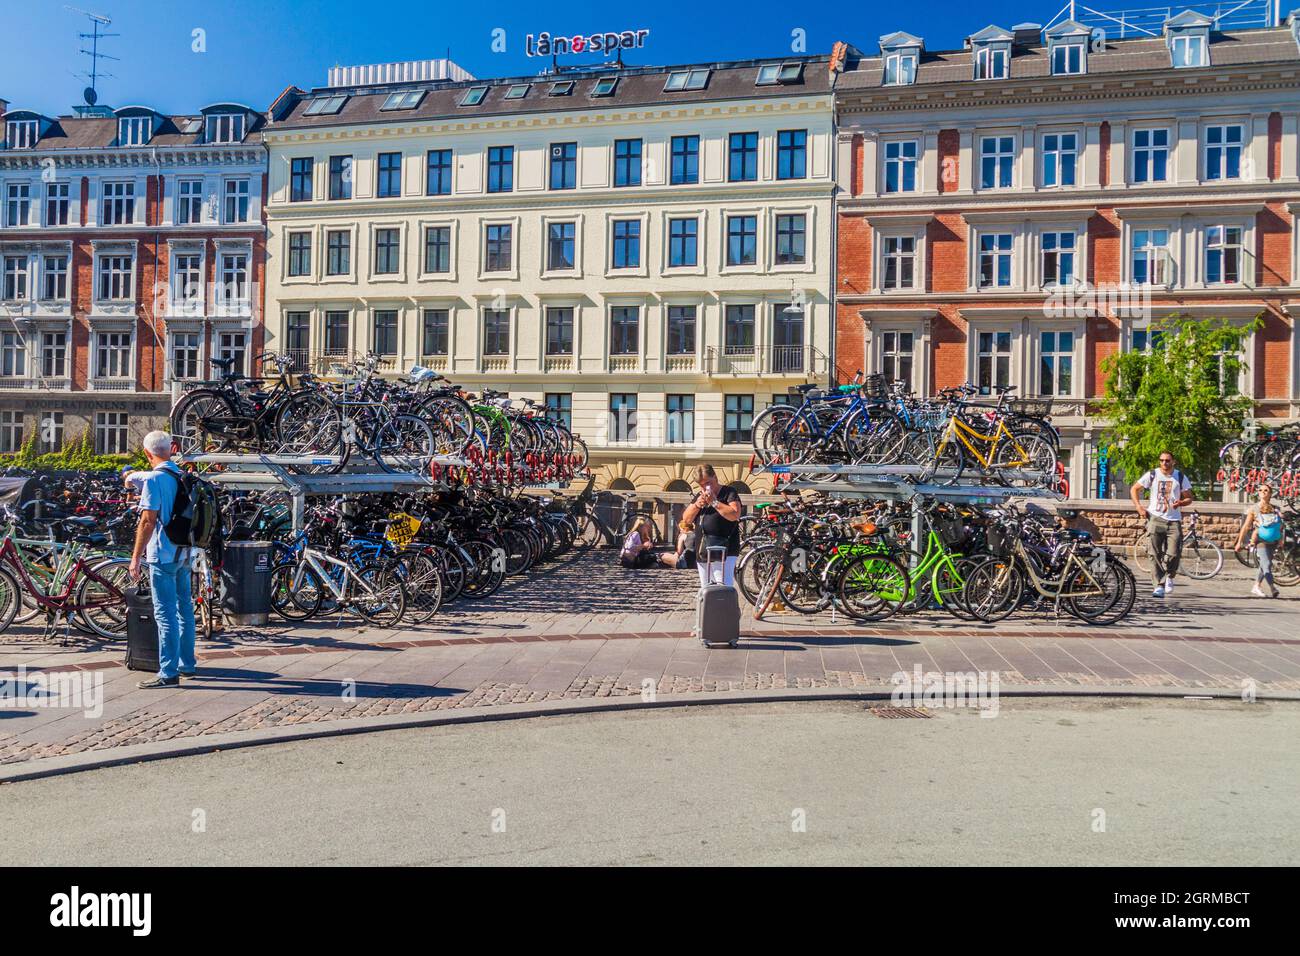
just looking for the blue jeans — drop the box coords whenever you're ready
[148,559,195,680]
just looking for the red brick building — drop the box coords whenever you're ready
[0,100,266,455]
[833,16,1300,495]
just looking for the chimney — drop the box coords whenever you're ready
[1012,22,1043,47]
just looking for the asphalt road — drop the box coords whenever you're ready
[4,698,1297,866]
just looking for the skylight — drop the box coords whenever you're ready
[504,84,530,99]
[591,77,618,97]
[460,86,489,106]
[303,95,348,116]
[381,90,425,111]
[664,69,710,92]
[778,63,803,82]
[756,64,780,85]
[549,81,575,96]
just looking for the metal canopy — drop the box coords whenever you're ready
[769,462,1064,504]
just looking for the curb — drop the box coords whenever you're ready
[2,682,1295,784]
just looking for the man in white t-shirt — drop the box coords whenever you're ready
[1130,451,1193,598]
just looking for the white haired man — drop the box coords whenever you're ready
[124,430,196,688]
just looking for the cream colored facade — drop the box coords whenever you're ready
[262,65,835,493]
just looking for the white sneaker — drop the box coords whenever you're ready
[1164,577,1174,594]
[1251,584,1267,597]
[1152,586,1165,598]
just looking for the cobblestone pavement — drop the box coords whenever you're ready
[3,551,1299,767]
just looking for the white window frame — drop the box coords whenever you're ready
[101,181,136,225]
[94,411,130,454]
[1201,222,1252,288]
[1032,326,1084,399]
[216,330,249,375]
[0,410,25,453]
[1040,131,1079,188]
[2,255,29,301]
[1130,127,1171,184]
[41,254,69,301]
[96,254,135,302]
[171,250,205,310]
[0,331,27,379]
[5,119,38,149]
[978,134,1016,191]
[1170,33,1207,68]
[1202,123,1245,182]
[974,231,1017,291]
[93,330,134,381]
[1050,40,1085,76]
[5,182,33,227]
[968,324,1021,395]
[882,139,920,194]
[44,181,70,226]
[883,51,918,86]
[973,44,1009,80]
[223,178,250,224]
[206,113,246,144]
[40,331,68,379]
[216,251,250,312]
[117,116,153,146]
[168,330,203,382]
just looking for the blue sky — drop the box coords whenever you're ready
[3,0,1065,114]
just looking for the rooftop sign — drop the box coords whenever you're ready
[525,29,649,58]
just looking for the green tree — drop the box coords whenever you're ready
[1099,314,1258,489]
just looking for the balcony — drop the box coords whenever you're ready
[90,376,136,392]
[665,354,698,373]
[705,344,828,377]
[544,354,574,373]
[608,355,639,372]
[0,373,71,391]
[285,349,397,378]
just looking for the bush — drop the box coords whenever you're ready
[0,429,145,473]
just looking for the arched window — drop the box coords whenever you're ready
[608,477,636,491]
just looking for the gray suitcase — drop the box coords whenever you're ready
[695,547,740,648]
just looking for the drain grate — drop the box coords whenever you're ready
[866,706,933,719]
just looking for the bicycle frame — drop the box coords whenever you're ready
[937,413,1028,469]
[0,536,123,613]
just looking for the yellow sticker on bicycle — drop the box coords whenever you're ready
[386,512,421,547]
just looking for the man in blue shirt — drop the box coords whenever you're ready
[125,430,195,688]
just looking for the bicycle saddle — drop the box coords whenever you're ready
[73,532,110,547]
[210,356,237,372]
[61,516,97,530]
[793,383,819,393]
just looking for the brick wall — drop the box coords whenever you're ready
[1064,500,1248,550]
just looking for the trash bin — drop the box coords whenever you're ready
[221,540,274,627]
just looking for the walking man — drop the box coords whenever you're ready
[681,464,743,586]
[125,430,196,688]
[1130,451,1193,598]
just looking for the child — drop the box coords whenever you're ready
[619,518,657,569]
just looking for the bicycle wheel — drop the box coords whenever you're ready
[269,562,323,621]
[419,395,478,455]
[922,434,965,486]
[835,551,910,622]
[170,389,238,456]
[375,415,435,475]
[459,540,506,598]
[1272,543,1300,588]
[962,557,1024,623]
[1065,557,1135,625]
[1234,544,1260,569]
[1181,536,1224,580]
[993,432,1058,488]
[736,545,781,607]
[394,550,443,625]
[750,404,799,464]
[275,391,347,473]
[0,567,22,634]
[934,557,978,621]
[1130,534,1154,575]
[349,561,407,628]
[73,558,131,639]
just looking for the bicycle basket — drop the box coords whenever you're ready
[863,374,888,400]
[937,514,968,548]
[986,524,1014,558]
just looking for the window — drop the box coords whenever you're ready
[882,236,916,290]
[206,112,246,143]
[218,253,249,307]
[45,182,69,226]
[42,255,68,300]
[288,232,312,277]
[980,136,1014,189]
[424,226,451,274]
[977,331,1012,394]
[668,218,698,268]
[974,45,1008,79]
[173,254,202,304]
[1051,42,1084,75]
[591,77,617,96]
[776,130,807,180]
[1204,125,1243,181]
[664,69,709,91]
[290,158,313,202]
[118,116,152,146]
[484,223,512,272]
[2,257,28,300]
[39,411,63,452]
[41,332,67,377]
[324,311,349,354]
[285,313,310,362]
[545,307,574,355]
[726,215,758,266]
[1205,225,1245,285]
[101,182,135,225]
[0,332,25,377]
[5,119,38,149]
[879,330,914,386]
[611,220,641,269]
[1132,229,1171,285]
[547,221,575,271]
[883,51,917,86]
[1041,232,1076,286]
[374,228,401,275]
[609,393,637,442]
[95,331,132,379]
[773,309,804,371]
[171,331,202,380]
[217,331,248,374]
[1131,327,1165,352]
[372,310,398,355]
[549,143,577,190]
[97,255,134,300]
[5,183,31,226]
[724,395,754,445]
[426,149,452,195]
[670,135,699,185]
[610,306,639,355]
[223,179,250,222]
[95,412,130,454]
[667,306,696,355]
[775,214,806,265]
[381,90,425,111]
[884,140,918,193]
[460,86,488,107]
[328,156,352,200]
[725,304,756,351]
[177,179,203,224]
[422,309,449,356]
[614,139,642,187]
[666,395,695,444]
[326,230,351,275]
[1132,129,1169,183]
[1040,331,1074,397]
[548,81,574,96]
[504,84,530,100]
[377,152,403,198]
[728,132,758,182]
[1042,133,1077,187]
[1171,34,1206,68]
[0,411,23,453]
[978,234,1013,288]
[302,95,347,116]
[483,310,510,355]
[545,394,571,430]
[487,146,514,193]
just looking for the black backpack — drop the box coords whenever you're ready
[162,469,222,552]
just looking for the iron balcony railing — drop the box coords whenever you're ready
[705,344,828,376]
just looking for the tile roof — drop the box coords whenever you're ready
[1,110,267,151]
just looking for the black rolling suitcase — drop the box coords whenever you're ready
[125,585,160,672]
[695,546,740,648]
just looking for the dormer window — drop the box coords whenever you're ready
[590,77,617,97]
[380,90,425,111]
[1051,41,1084,74]
[1165,11,1211,68]
[459,86,488,107]
[4,119,39,149]
[974,45,1008,79]
[664,69,710,92]
[302,95,348,116]
[1170,34,1205,67]
[205,113,246,143]
[757,62,804,86]
[1046,20,1090,76]
[504,83,531,100]
[118,115,153,146]
[879,32,923,87]
[548,81,575,96]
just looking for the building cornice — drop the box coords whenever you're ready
[0,145,265,172]
[838,184,1296,214]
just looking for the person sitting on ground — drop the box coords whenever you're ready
[659,520,699,570]
[619,518,657,569]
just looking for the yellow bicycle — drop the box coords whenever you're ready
[920,387,1057,487]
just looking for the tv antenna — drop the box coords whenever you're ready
[65,6,119,104]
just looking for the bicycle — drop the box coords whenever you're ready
[1129,511,1224,580]
[919,385,1058,488]
[269,539,407,628]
